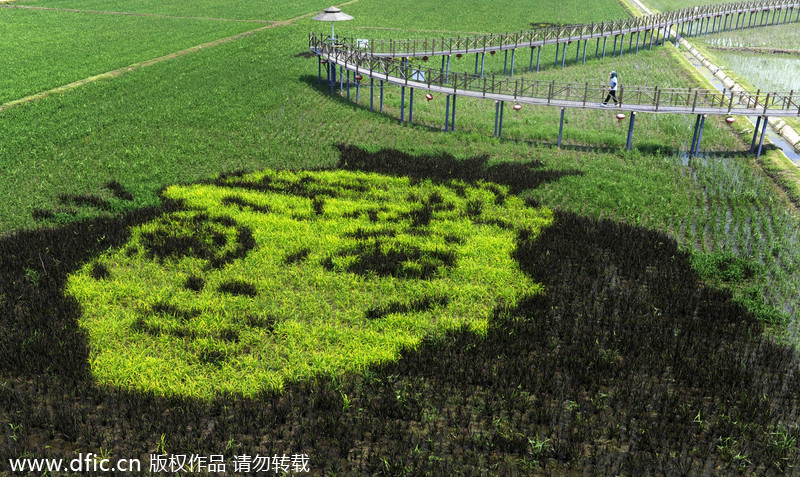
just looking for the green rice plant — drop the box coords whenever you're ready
[711,52,800,92]
[66,169,553,398]
[0,8,263,103]
[703,23,800,50]
[16,0,322,21]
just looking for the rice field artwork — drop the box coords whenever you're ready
[67,169,552,398]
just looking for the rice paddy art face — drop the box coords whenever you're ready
[67,169,552,398]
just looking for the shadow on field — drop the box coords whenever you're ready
[1,148,799,475]
[335,143,583,196]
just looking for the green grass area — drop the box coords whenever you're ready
[67,169,552,397]
[0,7,264,104]
[330,0,629,41]
[14,0,322,21]
[640,0,718,13]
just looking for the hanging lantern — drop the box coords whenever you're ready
[725,116,735,124]
[616,113,626,121]
[513,104,522,111]
[490,50,496,55]
[567,40,572,45]
[425,93,433,101]
[321,58,328,64]
[355,74,363,82]
[456,53,463,58]
[422,55,429,61]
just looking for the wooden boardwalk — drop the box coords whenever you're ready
[327,0,800,58]
[308,0,798,153]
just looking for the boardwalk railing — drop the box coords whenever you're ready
[317,0,799,57]
[310,39,800,116]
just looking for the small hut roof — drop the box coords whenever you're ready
[312,6,354,22]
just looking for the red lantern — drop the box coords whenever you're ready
[725,116,735,124]
[513,104,522,111]
[355,74,363,82]
[490,50,496,55]
[422,55,429,61]
[321,58,328,64]
[425,93,433,101]
[616,113,626,121]
[567,40,572,45]
[456,53,463,58]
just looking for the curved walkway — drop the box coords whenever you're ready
[309,0,800,117]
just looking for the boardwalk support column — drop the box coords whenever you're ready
[408,88,414,123]
[451,95,457,131]
[499,100,505,137]
[475,53,479,75]
[346,71,351,101]
[318,56,322,84]
[481,52,486,77]
[757,116,769,158]
[356,75,360,103]
[370,78,374,111]
[602,36,607,59]
[750,116,762,152]
[536,46,542,72]
[493,100,499,137]
[445,95,451,132]
[400,86,405,123]
[582,40,587,64]
[555,43,560,67]
[330,62,336,95]
[530,47,535,72]
[380,80,384,112]
[626,112,636,150]
[694,114,707,156]
[511,49,516,76]
[558,107,565,149]
[690,114,701,156]
[635,31,641,54]
[504,50,509,75]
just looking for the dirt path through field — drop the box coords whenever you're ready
[0,0,360,112]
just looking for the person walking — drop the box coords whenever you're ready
[602,71,619,106]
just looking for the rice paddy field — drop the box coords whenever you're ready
[2,0,800,474]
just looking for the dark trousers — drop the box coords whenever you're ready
[603,90,618,104]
